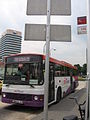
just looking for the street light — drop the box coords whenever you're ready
[43,42,46,55]
[43,43,56,56]
[50,48,56,56]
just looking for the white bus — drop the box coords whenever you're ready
[2,53,78,107]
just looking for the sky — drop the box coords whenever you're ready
[0,0,87,66]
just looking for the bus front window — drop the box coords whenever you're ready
[5,62,43,85]
[29,63,43,85]
[6,64,18,76]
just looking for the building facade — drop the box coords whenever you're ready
[0,29,22,61]
[0,38,2,61]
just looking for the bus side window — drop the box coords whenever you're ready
[55,71,60,77]
[26,70,30,80]
[55,64,61,77]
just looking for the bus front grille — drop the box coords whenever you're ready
[5,93,32,101]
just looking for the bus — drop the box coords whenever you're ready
[0,62,4,93]
[2,53,78,107]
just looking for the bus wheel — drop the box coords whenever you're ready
[56,87,62,103]
[72,82,76,93]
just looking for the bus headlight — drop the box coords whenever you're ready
[34,96,38,101]
[3,93,6,98]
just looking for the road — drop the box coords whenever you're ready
[0,81,86,120]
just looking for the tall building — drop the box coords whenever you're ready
[0,29,22,61]
[0,38,2,61]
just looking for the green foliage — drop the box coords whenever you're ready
[81,64,87,75]
[74,63,87,76]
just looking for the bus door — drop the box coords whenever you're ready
[70,76,73,89]
[48,63,55,103]
[70,71,73,90]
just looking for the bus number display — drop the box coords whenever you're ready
[7,55,41,63]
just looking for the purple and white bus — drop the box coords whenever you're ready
[2,53,78,107]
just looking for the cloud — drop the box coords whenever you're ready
[50,39,86,66]
[0,0,27,34]
[0,0,87,66]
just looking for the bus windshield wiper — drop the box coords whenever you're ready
[6,84,10,87]
[6,81,18,85]
[29,84,34,88]
[13,81,18,84]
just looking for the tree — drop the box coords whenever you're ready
[81,64,87,75]
[74,63,87,76]
[74,64,82,75]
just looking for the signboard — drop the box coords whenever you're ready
[24,24,46,41]
[24,24,71,42]
[27,0,71,15]
[77,16,87,25]
[77,26,87,34]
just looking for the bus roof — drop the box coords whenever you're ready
[5,53,77,70]
[4,53,43,58]
[43,56,77,70]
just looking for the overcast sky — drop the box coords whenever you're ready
[0,0,87,66]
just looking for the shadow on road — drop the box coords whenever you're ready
[4,105,43,113]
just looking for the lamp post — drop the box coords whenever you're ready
[43,42,46,55]
[50,48,56,56]
[43,43,56,56]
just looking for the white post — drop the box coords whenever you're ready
[86,0,90,119]
[43,43,46,55]
[44,0,51,120]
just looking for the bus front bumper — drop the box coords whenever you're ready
[2,93,44,107]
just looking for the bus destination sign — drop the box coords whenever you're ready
[7,55,41,63]
[14,57,30,62]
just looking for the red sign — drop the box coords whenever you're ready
[77,16,87,25]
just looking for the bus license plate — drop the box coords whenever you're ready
[12,100,23,104]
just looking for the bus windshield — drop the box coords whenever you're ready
[4,62,43,85]
[0,66,4,80]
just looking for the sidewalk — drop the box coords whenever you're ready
[31,82,86,120]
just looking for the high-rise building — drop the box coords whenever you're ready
[0,38,2,61]
[0,29,22,61]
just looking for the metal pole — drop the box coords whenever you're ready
[43,0,51,120]
[43,43,46,55]
[86,0,90,119]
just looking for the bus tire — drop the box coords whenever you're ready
[72,82,76,93]
[56,87,62,103]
